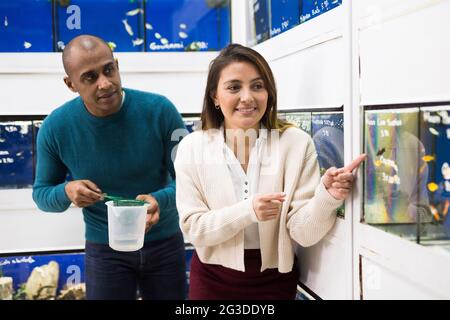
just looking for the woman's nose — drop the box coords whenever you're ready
[240,89,254,104]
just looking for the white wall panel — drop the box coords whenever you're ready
[359,0,450,104]
[270,38,345,110]
[0,190,84,253]
[361,256,445,299]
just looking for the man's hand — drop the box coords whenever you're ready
[65,180,103,207]
[252,193,286,221]
[322,154,367,200]
[136,194,160,233]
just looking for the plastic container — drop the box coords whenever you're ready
[105,201,150,252]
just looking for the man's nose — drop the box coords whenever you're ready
[97,74,112,90]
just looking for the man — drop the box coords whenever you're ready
[32,35,186,300]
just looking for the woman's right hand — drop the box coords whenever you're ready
[252,193,286,221]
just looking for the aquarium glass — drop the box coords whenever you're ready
[145,0,231,52]
[270,0,300,38]
[0,121,34,189]
[56,0,145,52]
[300,0,342,24]
[0,0,53,52]
[285,112,312,135]
[418,106,450,249]
[0,252,85,299]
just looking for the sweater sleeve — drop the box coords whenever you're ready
[286,141,343,247]
[174,136,256,247]
[150,97,185,211]
[32,120,72,212]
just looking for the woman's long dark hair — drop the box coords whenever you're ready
[200,43,293,132]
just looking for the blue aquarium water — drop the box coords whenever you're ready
[145,0,230,52]
[270,0,301,38]
[0,121,34,189]
[300,0,342,24]
[0,252,85,294]
[419,106,450,230]
[253,0,270,44]
[0,0,53,52]
[311,112,344,170]
[56,0,145,52]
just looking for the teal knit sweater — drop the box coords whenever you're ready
[32,88,186,244]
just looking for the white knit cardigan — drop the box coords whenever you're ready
[174,127,343,273]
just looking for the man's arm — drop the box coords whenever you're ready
[32,122,72,212]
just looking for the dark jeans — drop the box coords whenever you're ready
[85,231,186,300]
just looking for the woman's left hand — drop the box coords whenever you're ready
[322,154,366,200]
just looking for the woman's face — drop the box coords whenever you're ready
[213,61,268,131]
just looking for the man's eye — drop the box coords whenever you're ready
[105,66,113,75]
[84,74,96,82]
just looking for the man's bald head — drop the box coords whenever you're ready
[62,35,113,76]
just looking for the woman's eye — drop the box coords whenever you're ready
[227,85,239,91]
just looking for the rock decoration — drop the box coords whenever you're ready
[0,277,13,300]
[25,261,59,300]
[57,283,86,300]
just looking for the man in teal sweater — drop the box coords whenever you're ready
[32,35,187,300]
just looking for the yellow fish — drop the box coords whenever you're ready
[422,155,435,162]
[428,182,439,192]
[107,42,117,51]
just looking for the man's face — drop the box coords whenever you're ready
[64,44,123,117]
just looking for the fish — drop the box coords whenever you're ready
[374,159,381,167]
[442,162,450,179]
[132,38,144,46]
[154,32,161,39]
[179,23,187,29]
[429,127,439,136]
[107,42,117,51]
[23,41,32,49]
[376,148,385,156]
[145,23,153,30]
[4,16,7,27]
[179,31,188,39]
[122,19,134,36]
[422,155,435,162]
[430,205,440,221]
[427,182,439,192]
[57,41,65,50]
[160,38,168,45]
[126,8,143,16]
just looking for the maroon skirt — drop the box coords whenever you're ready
[189,249,298,300]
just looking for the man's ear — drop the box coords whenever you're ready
[64,76,77,93]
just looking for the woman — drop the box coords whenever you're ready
[174,44,365,300]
